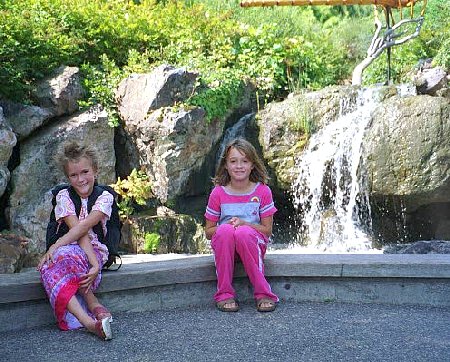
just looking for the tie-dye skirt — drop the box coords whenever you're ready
[39,244,105,330]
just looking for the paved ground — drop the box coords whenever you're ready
[1,301,449,362]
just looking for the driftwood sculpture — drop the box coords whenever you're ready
[351,15,424,85]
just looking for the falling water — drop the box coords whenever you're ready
[216,113,254,162]
[291,88,380,253]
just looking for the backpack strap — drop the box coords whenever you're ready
[67,186,82,217]
[87,185,106,243]
[46,184,77,250]
[87,185,122,272]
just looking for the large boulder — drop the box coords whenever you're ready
[7,105,116,253]
[120,213,208,254]
[116,65,225,202]
[365,95,450,202]
[0,107,17,198]
[0,66,83,142]
[116,64,198,126]
[257,86,361,189]
[363,95,450,242]
[32,66,84,117]
[123,106,222,202]
[2,103,53,141]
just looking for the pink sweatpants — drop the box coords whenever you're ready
[211,223,278,303]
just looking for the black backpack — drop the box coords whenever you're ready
[46,183,122,271]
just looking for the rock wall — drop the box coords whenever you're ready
[0,108,17,198]
[0,61,448,271]
[364,94,450,242]
[0,64,256,271]
[257,77,450,245]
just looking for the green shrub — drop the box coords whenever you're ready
[79,54,125,127]
[112,169,154,219]
[187,72,245,122]
[1,0,448,112]
[0,0,84,100]
[434,37,450,69]
[144,232,160,254]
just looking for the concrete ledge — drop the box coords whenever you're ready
[1,254,450,332]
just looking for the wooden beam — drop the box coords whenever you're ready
[240,0,418,8]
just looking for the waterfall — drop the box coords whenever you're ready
[216,113,254,162]
[291,88,380,253]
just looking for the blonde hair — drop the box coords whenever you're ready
[213,138,269,186]
[56,140,99,176]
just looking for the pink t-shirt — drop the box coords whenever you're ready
[55,188,113,262]
[205,182,277,226]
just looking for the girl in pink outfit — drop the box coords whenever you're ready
[205,138,278,313]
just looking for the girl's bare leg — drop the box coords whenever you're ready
[67,294,96,332]
[80,288,112,319]
[67,295,112,339]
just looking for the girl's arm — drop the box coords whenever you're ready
[205,219,218,240]
[59,212,103,269]
[77,232,99,268]
[229,215,273,238]
[58,214,101,292]
[57,210,105,245]
[38,211,105,269]
[77,233,100,292]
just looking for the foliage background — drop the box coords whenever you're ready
[0,0,448,122]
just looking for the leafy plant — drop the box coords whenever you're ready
[111,169,154,219]
[144,232,160,254]
[293,103,315,137]
[1,0,448,112]
[186,71,245,122]
[79,54,125,127]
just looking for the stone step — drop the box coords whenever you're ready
[1,253,449,333]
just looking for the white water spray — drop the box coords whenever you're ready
[291,88,380,252]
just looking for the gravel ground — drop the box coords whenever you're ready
[1,301,449,362]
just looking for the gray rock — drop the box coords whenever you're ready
[384,240,450,254]
[6,104,53,140]
[116,65,224,202]
[32,65,84,117]
[414,67,448,96]
[364,95,450,205]
[116,64,198,126]
[0,107,17,197]
[7,105,115,253]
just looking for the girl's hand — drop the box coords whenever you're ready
[37,244,58,270]
[79,265,100,293]
[229,217,245,228]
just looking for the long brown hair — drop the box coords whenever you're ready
[56,140,99,176]
[213,138,269,186]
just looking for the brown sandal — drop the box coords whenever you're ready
[216,298,239,312]
[256,298,277,313]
